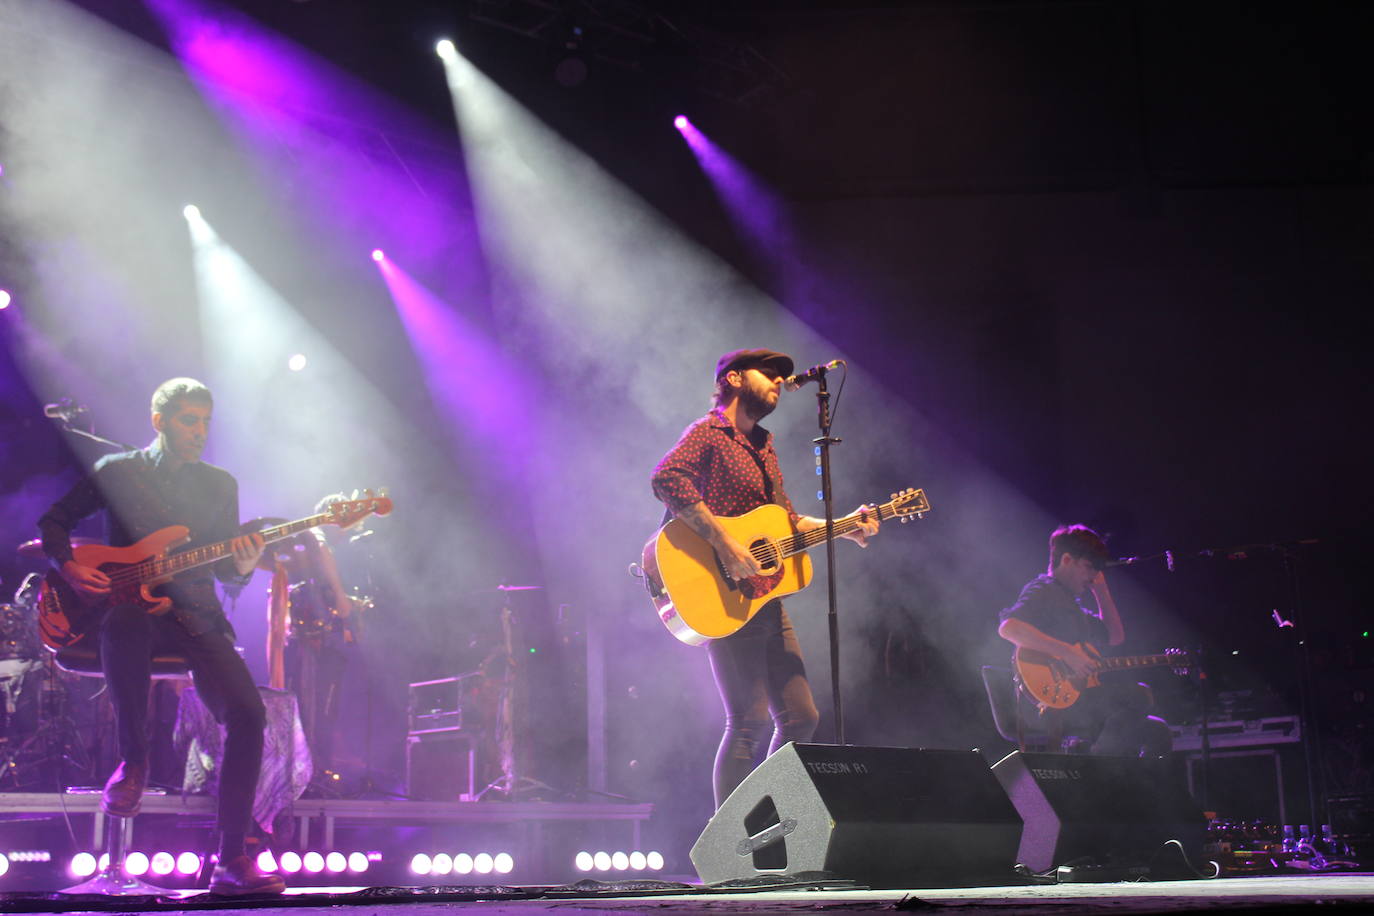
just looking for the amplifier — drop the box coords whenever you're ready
[408,673,480,734]
[1169,716,1300,751]
[406,728,476,801]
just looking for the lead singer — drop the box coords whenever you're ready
[651,349,879,808]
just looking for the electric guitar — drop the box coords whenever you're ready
[38,494,393,649]
[639,488,929,646]
[1014,642,1191,710]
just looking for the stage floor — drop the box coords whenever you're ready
[2,874,1373,915]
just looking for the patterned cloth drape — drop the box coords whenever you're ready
[174,685,311,833]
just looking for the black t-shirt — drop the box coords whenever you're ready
[1000,573,1108,652]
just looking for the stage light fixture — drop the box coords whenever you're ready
[371,249,385,262]
[436,39,456,59]
[70,853,96,878]
[347,852,369,873]
[0,854,8,878]
[0,290,11,309]
[279,851,303,874]
[123,851,149,876]
[574,851,593,872]
[474,852,494,875]
[183,204,201,221]
[150,851,175,876]
[593,851,611,872]
[288,353,307,372]
[410,853,432,875]
[611,851,629,870]
[325,851,346,873]
[493,853,514,875]
[256,851,277,873]
[629,851,646,870]
[674,115,688,130]
[647,851,664,870]
[303,851,325,873]
[430,852,453,876]
[453,852,473,875]
[176,852,200,875]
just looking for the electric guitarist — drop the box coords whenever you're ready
[997,524,1172,757]
[36,377,285,895]
[651,348,879,809]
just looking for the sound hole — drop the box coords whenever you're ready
[750,539,780,572]
[744,795,786,871]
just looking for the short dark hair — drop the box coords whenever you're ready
[151,377,213,417]
[1049,524,1110,571]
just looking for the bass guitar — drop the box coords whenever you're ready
[38,494,393,649]
[1014,642,1191,710]
[639,488,929,646]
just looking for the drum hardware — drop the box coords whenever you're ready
[16,537,99,560]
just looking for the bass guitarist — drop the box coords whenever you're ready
[36,377,285,895]
[651,349,879,808]
[997,524,1171,757]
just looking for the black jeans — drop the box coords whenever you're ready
[705,601,819,808]
[1020,677,1172,757]
[101,605,266,835]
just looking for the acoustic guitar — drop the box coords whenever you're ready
[639,488,929,646]
[38,494,392,649]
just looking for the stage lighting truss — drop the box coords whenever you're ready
[466,0,793,105]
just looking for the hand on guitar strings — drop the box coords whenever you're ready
[230,532,267,577]
[1059,642,1101,680]
[843,504,881,547]
[61,560,111,598]
[717,533,766,582]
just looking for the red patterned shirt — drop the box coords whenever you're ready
[652,408,798,522]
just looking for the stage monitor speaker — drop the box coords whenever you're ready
[690,743,1023,888]
[991,751,1206,873]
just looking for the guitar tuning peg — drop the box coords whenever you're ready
[890,493,897,500]
[364,488,374,498]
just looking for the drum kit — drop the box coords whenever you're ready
[0,538,96,787]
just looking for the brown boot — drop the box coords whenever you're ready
[100,760,148,818]
[209,855,287,896]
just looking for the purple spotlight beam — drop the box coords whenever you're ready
[673,115,688,130]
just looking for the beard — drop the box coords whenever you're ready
[737,380,777,422]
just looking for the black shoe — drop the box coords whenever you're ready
[100,760,148,818]
[209,855,286,896]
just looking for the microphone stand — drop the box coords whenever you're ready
[55,419,137,454]
[810,369,846,744]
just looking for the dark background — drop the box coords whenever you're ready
[2,0,1371,865]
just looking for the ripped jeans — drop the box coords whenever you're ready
[705,600,819,808]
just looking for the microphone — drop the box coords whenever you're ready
[784,359,845,391]
[43,399,89,422]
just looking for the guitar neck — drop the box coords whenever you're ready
[151,513,332,579]
[1098,654,1181,672]
[780,501,903,558]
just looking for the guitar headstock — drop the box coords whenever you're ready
[1166,646,1191,676]
[884,487,930,524]
[323,489,393,530]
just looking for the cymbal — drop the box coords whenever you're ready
[467,584,544,595]
[17,537,98,560]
